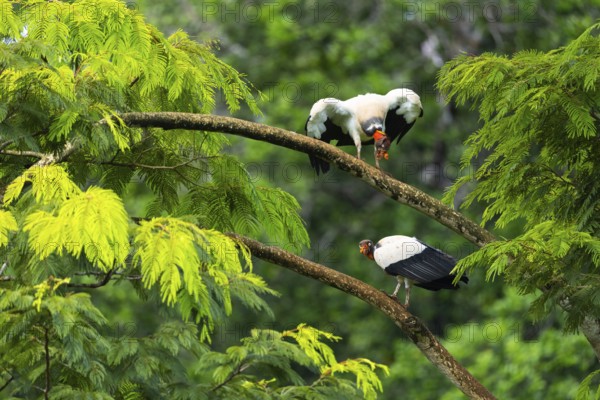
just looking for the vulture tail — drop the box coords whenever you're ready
[309,154,330,175]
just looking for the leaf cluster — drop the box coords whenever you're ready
[194,324,388,400]
[438,23,600,329]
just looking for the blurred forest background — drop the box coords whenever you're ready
[111,0,597,398]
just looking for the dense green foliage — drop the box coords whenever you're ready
[0,1,387,398]
[438,23,600,330]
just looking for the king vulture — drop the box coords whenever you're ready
[305,89,423,174]
[359,235,468,307]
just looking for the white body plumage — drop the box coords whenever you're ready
[372,235,426,270]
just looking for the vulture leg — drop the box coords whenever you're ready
[374,147,380,169]
[352,134,362,160]
[404,279,411,307]
[391,276,402,298]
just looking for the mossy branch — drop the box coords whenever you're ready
[117,112,495,247]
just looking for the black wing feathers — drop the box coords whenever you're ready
[384,106,416,144]
[321,119,352,145]
[306,118,349,175]
[384,243,468,291]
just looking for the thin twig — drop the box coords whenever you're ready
[44,326,50,400]
[172,167,203,188]
[0,150,46,158]
[0,141,14,151]
[210,362,250,392]
[0,131,46,152]
[73,271,141,280]
[100,156,204,170]
[0,374,14,392]
[67,269,115,288]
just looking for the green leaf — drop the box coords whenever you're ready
[0,210,17,247]
[4,165,81,206]
[576,369,600,400]
[24,186,130,268]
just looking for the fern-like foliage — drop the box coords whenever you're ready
[0,280,212,398]
[189,324,389,400]
[437,23,600,329]
[0,281,111,398]
[182,155,310,252]
[576,369,600,400]
[24,186,130,268]
[132,217,276,341]
[1,287,389,400]
[4,165,81,206]
[0,209,17,247]
[0,0,317,397]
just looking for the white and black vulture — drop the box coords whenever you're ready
[359,235,468,307]
[305,88,423,174]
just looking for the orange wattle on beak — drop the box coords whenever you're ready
[373,130,386,141]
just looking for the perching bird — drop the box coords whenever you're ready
[359,235,468,307]
[305,88,423,174]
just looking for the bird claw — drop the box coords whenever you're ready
[382,291,408,307]
[384,291,398,300]
[379,169,392,177]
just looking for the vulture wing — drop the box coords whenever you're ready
[383,89,423,144]
[305,98,355,174]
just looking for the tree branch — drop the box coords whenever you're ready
[229,233,496,399]
[581,318,600,362]
[117,112,495,247]
[36,141,78,166]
